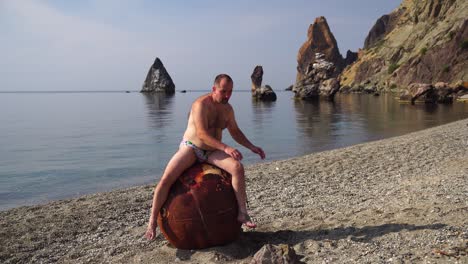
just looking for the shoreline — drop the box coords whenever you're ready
[1,118,467,263]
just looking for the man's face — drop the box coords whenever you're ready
[212,78,233,104]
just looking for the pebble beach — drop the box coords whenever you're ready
[1,118,467,263]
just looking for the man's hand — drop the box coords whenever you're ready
[224,146,243,160]
[145,222,157,240]
[250,146,265,159]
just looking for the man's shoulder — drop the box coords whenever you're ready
[192,94,211,109]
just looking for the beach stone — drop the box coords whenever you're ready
[457,94,468,101]
[400,82,460,104]
[250,244,301,264]
[399,83,435,104]
[434,82,455,104]
[141,57,175,94]
[157,163,241,249]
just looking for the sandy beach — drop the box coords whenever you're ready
[1,118,467,263]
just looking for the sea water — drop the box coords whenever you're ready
[1,90,467,210]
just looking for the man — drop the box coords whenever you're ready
[145,74,265,240]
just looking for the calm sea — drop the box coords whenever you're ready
[1,90,467,211]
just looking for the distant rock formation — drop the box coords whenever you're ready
[293,53,340,100]
[296,16,345,83]
[252,85,277,101]
[294,16,357,100]
[340,0,468,98]
[251,65,263,92]
[141,57,175,94]
[250,66,277,101]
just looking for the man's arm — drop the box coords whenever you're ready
[227,111,254,149]
[227,109,266,160]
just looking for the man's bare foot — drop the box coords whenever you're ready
[237,212,257,228]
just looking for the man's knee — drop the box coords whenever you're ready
[230,160,244,175]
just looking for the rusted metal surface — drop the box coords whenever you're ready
[157,163,241,249]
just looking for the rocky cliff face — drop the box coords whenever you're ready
[340,0,468,93]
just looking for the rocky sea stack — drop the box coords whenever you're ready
[296,16,344,82]
[250,65,277,101]
[293,53,340,101]
[340,0,468,101]
[141,57,175,94]
[293,16,356,101]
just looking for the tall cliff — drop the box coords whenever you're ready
[340,0,468,91]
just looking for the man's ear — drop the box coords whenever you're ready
[212,86,216,92]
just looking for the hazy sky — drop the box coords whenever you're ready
[0,0,401,91]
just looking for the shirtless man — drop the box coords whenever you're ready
[145,74,265,240]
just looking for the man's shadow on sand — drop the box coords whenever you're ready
[175,223,446,261]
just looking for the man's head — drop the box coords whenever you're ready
[212,74,233,104]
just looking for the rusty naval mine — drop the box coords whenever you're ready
[157,163,242,249]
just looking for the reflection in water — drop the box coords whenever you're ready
[293,99,346,152]
[336,94,468,138]
[142,93,175,129]
[251,98,276,129]
[293,93,468,154]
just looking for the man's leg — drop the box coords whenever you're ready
[206,150,256,228]
[145,146,197,240]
